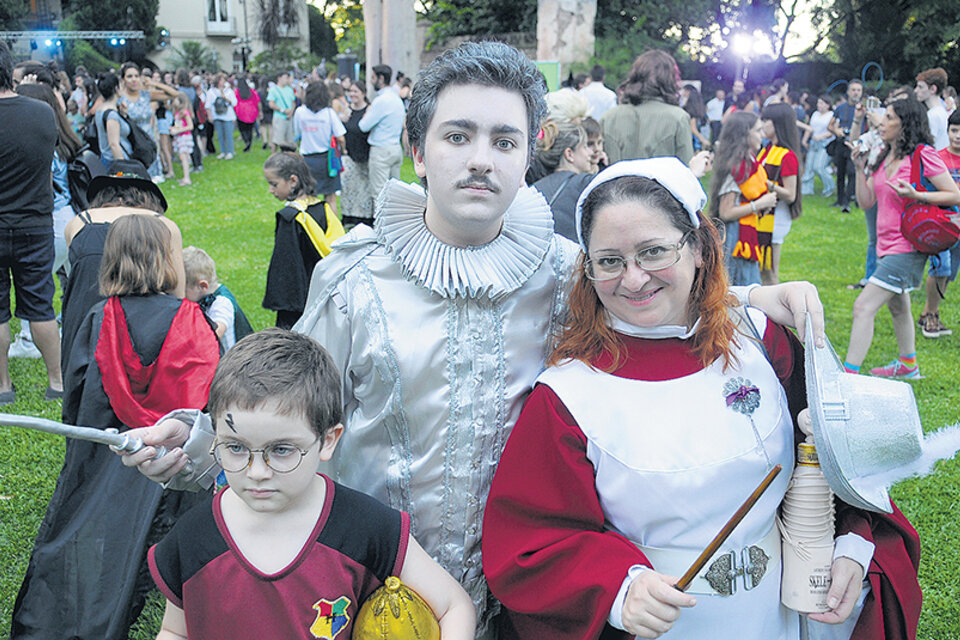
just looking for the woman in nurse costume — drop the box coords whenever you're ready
[481,158,921,640]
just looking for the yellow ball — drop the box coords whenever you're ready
[352,576,441,640]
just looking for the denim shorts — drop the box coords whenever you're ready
[869,252,928,294]
[927,242,960,281]
[0,226,56,323]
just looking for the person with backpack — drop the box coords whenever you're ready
[530,117,596,242]
[204,72,238,159]
[119,63,177,182]
[294,81,346,218]
[844,97,960,378]
[261,152,344,329]
[95,72,133,169]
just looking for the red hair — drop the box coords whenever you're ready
[549,194,737,372]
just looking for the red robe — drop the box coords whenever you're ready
[482,319,921,640]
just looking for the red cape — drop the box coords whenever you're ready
[95,296,220,429]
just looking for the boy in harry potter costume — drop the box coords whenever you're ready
[122,42,832,639]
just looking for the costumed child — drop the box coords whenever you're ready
[170,92,195,186]
[148,328,476,640]
[11,214,220,640]
[709,110,778,286]
[262,151,345,329]
[183,245,254,351]
[758,102,802,286]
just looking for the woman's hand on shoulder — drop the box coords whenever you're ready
[747,281,826,347]
[621,571,696,639]
[805,557,864,625]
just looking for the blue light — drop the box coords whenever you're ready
[44,39,52,46]
[119,38,126,45]
[110,38,118,46]
[56,40,62,47]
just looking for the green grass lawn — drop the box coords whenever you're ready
[1,141,959,638]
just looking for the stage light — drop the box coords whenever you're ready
[732,33,752,57]
[119,38,126,45]
[110,38,118,46]
[44,39,52,46]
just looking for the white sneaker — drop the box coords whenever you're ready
[8,334,41,359]
[217,153,225,159]
[224,153,234,160]
[151,175,165,184]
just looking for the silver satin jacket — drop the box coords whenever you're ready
[295,179,579,635]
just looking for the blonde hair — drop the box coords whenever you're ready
[99,215,179,297]
[545,88,591,122]
[183,245,217,287]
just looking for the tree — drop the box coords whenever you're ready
[61,0,160,52]
[420,0,537,48]
[250,42,308,74]
[318,0,364,63]
[65,40,116,74]
[169,41,220,71]
[0,0,28,31]
[308,3,337,59]
[256,0,300,49]
[807,0,960,84]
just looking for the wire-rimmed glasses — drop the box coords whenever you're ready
[212,438,318,473]
[584,232,692,281]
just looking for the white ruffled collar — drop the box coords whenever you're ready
[609,315,701,340]
[373,179,555,299]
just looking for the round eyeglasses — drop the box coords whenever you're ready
[584,232,692,281]
[212,438,318,474]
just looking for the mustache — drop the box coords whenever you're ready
[455,176,500,193]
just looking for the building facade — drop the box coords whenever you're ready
[150,0,309,71]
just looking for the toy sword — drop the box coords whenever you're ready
[0,412,163,455]
[0,411,220,492]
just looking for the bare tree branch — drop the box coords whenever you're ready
[774,0,801,59]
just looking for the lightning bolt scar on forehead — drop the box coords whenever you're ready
[224,412,237,433]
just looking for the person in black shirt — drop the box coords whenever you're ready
[0,42,63,404]
[829,79,865,212]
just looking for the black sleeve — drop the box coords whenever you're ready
[320,482,410,581]
[61,307,97,425]
[62,303,117,429]
[149,495,222,607]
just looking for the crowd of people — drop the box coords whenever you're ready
[2,34,954,640]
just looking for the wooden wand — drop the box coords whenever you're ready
[674,464,783,592]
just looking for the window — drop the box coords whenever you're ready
[208,0,229,22]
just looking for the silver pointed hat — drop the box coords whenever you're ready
[803,317,924,513]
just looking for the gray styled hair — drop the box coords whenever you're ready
[406,41,547,160]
